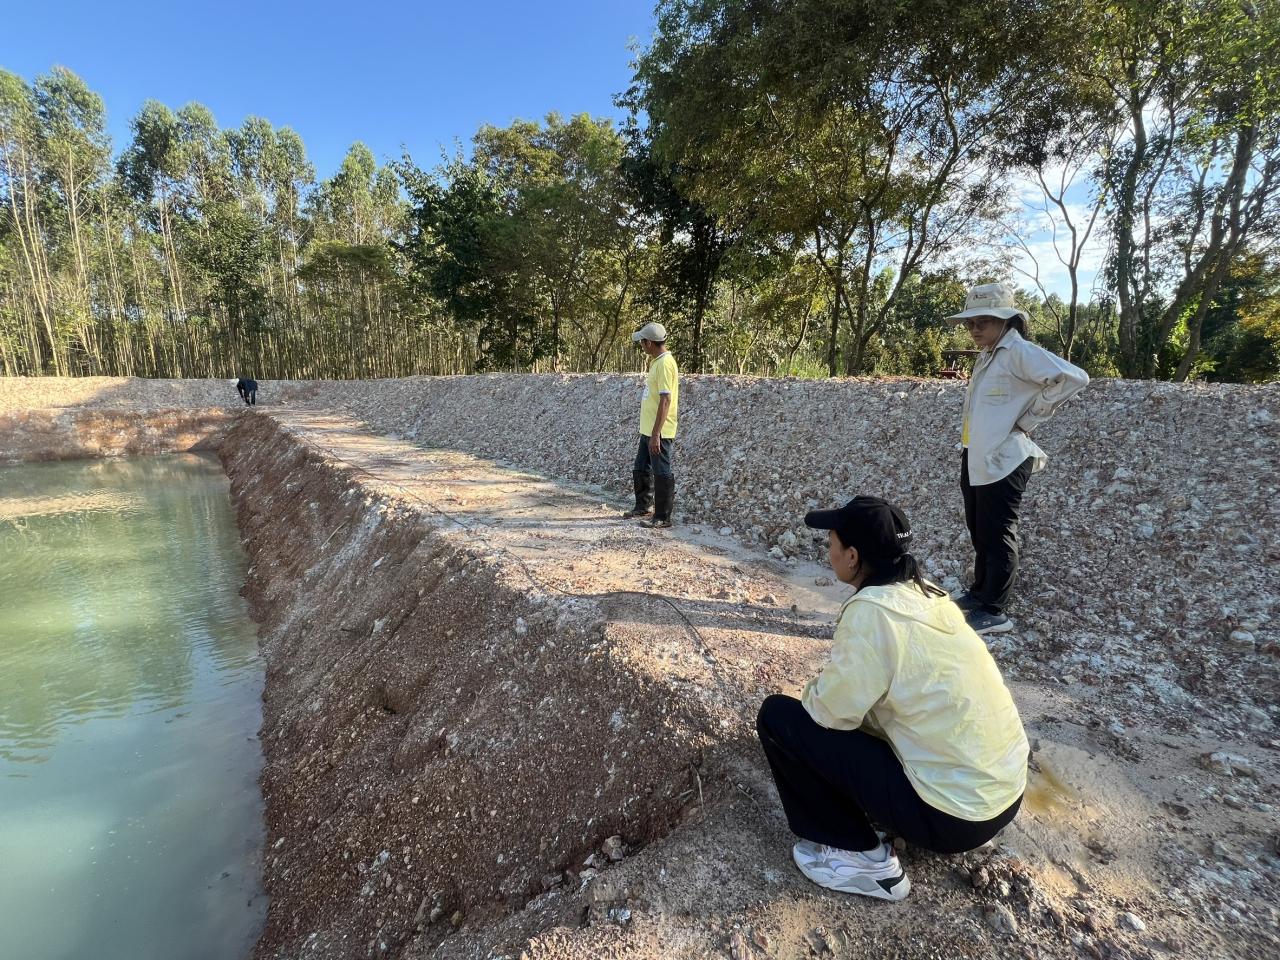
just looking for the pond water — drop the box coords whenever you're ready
[0,454,266,960]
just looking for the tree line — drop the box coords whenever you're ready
[2,0,1277,382]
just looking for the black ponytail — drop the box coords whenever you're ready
[858,552,946,597]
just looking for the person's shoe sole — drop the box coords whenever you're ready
[972,618,1015,635]
[639,519,672,529]
[791,844,910,901]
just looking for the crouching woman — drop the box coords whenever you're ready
[756,497,1028,902]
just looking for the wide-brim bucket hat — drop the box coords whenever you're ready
[946,282,1028,323]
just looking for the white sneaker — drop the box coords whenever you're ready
[791,840,911,901]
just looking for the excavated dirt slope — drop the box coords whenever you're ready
[4,375,1279,960]
[0,376,257,461]
[220,411,831,960]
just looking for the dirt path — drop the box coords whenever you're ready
[254,409,1278,960]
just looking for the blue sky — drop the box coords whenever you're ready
[5,0,655,177]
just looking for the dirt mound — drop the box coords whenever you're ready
[221,413,826,959]
[10,374,1280,959]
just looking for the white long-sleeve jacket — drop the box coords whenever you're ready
[961,329,1089,486]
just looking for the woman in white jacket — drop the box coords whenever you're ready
[947,283,1089,635]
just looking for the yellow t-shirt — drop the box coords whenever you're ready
[802,583,1028,821]
[639,352,679,439]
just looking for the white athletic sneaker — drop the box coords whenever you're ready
[792,840,911,901]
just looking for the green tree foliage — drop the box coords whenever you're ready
[398,114,652,371]
[1085,0,1280,379]
[625,0,1069,375]
[398,154,541,370]
[1,69,466,378]
[620,144,739,372]
[1195,252,1280,382]
[2,6,1278,384]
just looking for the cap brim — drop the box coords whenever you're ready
[803,509,843,530]
[631,332,644,342]
[946,307,1028,324]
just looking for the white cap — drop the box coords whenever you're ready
[946,282,1028,323]
[631,321,668,343]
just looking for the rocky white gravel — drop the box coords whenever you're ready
[322,374,1280,744]
[8,373,1280,739]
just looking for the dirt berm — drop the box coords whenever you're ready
[221,411,832,959]
[4,375,1278,959]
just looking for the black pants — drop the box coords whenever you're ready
[960,451,1033,615]
[633,434,673,477]
[240,390,256,406]
[756,695,1022,855]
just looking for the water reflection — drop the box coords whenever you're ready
[0,454,265,960]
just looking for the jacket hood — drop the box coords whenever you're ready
[842,582,961,633]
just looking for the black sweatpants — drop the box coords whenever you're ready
[756,695,1022,855]
[960,451,1034,615]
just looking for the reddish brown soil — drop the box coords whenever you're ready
[6,378,1277,960]
[221,411,1277,960]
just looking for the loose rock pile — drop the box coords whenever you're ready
[7,373,1277,739]
[326,374,1279,743]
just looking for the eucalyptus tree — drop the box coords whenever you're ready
[32,68,112,371]
[301,143,414,377]
[0,69,61,372]
[118,100,193,355]
[228,117,314,321]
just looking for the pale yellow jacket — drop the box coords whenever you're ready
[802,582,1029,821]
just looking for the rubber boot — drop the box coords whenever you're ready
[641,475,675,528]
[621,469,653,518]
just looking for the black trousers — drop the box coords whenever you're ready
[960,451,1033,615]
[633,434,673,477]
[756,695,1022,855]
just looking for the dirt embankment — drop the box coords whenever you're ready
[7,374,1280,959]
[0,407,235,462]
[220,411,827,959]
[0,376,299,461]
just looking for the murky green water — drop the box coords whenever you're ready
[0,455,266,960]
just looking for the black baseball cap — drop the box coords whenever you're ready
[804,496,913,558]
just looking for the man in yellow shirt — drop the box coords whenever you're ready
[622,322,679,529]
